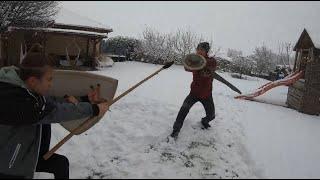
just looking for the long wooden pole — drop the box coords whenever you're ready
[43,61,174,160]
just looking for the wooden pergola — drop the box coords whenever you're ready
[0,8,113,70]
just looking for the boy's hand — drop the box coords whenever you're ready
[88,84,100,103]
[97,102,109,117]
[88,84,106,103]
[64,95,79,105]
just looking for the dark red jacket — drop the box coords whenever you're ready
[185,55,217,99]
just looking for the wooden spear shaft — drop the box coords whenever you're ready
[43,61,174,160]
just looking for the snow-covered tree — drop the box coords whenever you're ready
[252,45,275,75]
[102,36,141,60]
[139,27,216,65]
[0,1,59,32]
[233,56,257,78]
[209,43,222,58]
[276,42,294,72]
[140,27,168,64]
[172,28,199,63]
[227,48,243,58]
[228,49,257,78]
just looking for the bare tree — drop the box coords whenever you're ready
[284,42,293,71]
[140,27,198,64]
[164,33,180,63]
[276,42,294,73]
[173,28,200,63]
[210,45,222,57]
[139,27,219,65]
[141,27,168,64]
[277,42,286,66]
[173,29,221,61]
[0,1,59,32]
[207,37,221,57]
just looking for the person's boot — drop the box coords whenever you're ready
[201,119,211,129]
[170,130,179,140]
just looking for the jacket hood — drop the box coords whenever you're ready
[0,66,26,88]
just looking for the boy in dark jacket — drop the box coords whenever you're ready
[0,52,109,179]
[171,42,217,139]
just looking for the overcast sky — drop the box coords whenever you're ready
[62,1,320,55]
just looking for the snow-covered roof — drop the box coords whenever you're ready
[54,8,112,32]
[8,26,108,38]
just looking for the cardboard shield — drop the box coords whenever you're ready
[47,70,118,135]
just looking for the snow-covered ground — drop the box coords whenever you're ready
[35,61,320,179]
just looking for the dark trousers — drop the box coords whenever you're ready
[173,93,215,132]
[0,125,69,179]
[0,154,69,179]
[36,124,69,179]
[36,153,69,179]
[0,173,24,179]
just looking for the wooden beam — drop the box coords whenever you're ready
[53,23,112,34]
[43,33,47,55]
[297,49,302,71]
[293,50,298,72]
[10,28,108,39]
[92,38,97,68]
[86,38,89,59]
[0,36,3,67]
[4,38,8,66]
[98,38,102,55]
[93,38,96,57]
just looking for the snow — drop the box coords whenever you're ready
[34,62,320,179]
[59,60,83,67]
[107,54,126,58]
[55,8,112,31]
[216,54,233,62]
[97,56,115,68]
[8,27,108,37]
[242,100,320,178]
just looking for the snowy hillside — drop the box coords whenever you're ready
[35,62,320,179]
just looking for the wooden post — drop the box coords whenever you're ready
[86,38,89,59]
[98,38,102,55]
[93,38,96,57]
[293,50,298,72]
[92,38,97,68]
[4,35,8,66]
[0,35,2,67]
[43,33,47,55]
[297,49,302,72]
